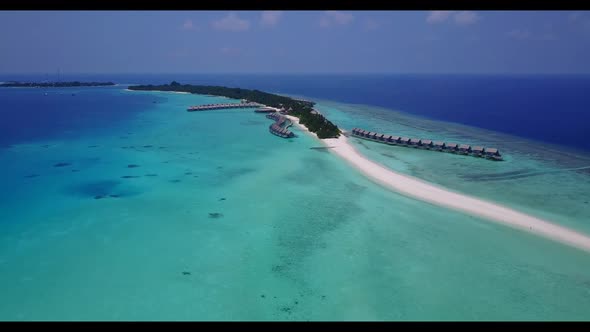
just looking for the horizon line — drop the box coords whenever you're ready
[2,72,590,76]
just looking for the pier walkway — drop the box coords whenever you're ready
[351,128,502,161]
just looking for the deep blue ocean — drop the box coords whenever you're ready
[2,74,590,151]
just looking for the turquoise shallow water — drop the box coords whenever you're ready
[311,99,590,235]
[1,88,590,320]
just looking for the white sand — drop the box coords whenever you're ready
[285,115,590,253]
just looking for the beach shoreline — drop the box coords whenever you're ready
[285,115,590,253]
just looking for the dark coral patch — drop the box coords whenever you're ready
[127,164,140,168]
[121,175,140,179]
[143,145,153,148]
[71,169,80,172]
[208,212,223,219]
[184,172,193,175]
[24,174,39,178]
[170,179,181,183]
[219,198,226,201]
[53,162,71,167]
[65,180,141,199]
[88,145,99,148]
[182,271,191,276]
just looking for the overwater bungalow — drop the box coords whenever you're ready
[388,136,400,145]
[445,143,458,153]
[433,141,445,151]
[420,139,433,150]
[484,148,502,160]
[255,107,277,113]
[409,138,421,147]
[471,146,484,157]
[458,144,471,154]
[350,127,503,161]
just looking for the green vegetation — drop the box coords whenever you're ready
[129,81,341,139]
[0,81,115,88]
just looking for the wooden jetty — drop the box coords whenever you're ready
[350,128,503,161]
[254,107,279,113]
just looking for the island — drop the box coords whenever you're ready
[0,81,116,88]
[128,81,341,139]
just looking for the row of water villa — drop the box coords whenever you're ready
[351,128,503,161]
[185,101,294,139]
[266,113,295,138]
[187,101,263,111]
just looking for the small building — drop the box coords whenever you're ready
[484,148,502,160]
[378,134,387,141]
[255,107,277,113]
[389,136,400,144]
[471,146,484,157]
[433,141,445,151]
[399,137,410,145]
[458,144,471,154]
[420,139,433,149]
[445,143,458,152]
[409,138,421,147]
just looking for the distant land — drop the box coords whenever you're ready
[128,81,341,139]
[0,81,115,88]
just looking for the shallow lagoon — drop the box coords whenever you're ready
[0,88,590,320]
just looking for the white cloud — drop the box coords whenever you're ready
[507,29,531,40]
[364,18,380,31]
[319,11,354,28]
[260,11,283,27]
[426,10,480,26]
[507,28,558,41]
[182,19,195,30]
[212,12,250,32]
[426,11,453,24]
[454,11,480,25]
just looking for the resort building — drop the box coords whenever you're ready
[350,127,503,161]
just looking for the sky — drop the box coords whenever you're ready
[1,10,589,74]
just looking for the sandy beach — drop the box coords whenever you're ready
[285,115,590,253]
